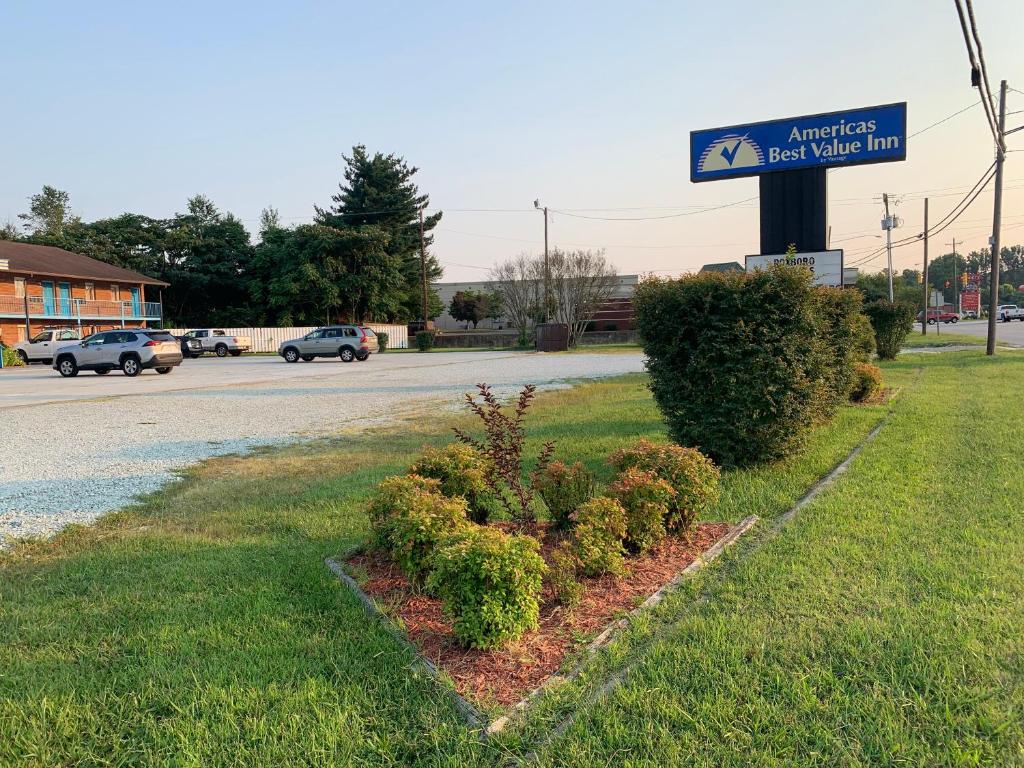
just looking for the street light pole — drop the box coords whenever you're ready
[922,198,929,336]
[883,193,894,301]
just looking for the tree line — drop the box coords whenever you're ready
[857,245,1024,309]
[1,146,445,327]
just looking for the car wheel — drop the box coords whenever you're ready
[229,350,242,357]
[122,356,141,377]
[17,350,28,364]
[283,347,300,363]
[57,356,78,377]
[301,355,315,362]
[156,367,173,374]
[215,344,228,357]
[339,346,355,363]
[95,368,111,375]
[928,318,936,325]
[951,317,958,323]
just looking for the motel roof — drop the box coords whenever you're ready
[0,240,169,286]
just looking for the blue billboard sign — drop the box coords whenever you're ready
[690,103,906,182]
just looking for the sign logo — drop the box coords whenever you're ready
[691,103,906,182]
[697,134,764,173]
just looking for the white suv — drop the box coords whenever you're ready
[53,329,184,377]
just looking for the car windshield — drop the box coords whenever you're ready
[361,328,376,337]
[144,332,176,342]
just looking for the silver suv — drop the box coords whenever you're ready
[53,329,183,377]
[278,325,379,363]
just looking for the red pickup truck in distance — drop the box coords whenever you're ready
[916,309,960,325]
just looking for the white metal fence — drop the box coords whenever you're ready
[167,324,409,351]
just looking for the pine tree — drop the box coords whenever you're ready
[315,146,444,321]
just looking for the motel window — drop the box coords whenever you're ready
[85,283,95,301]
[110,285,120,302]
[14,277,26,298]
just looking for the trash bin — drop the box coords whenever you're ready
[535,323,569,352]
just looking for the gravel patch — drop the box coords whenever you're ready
[0,352,644,544]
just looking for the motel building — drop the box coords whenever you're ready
[0,241,167,346]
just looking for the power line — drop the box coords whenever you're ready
[549,196,758,221]
[965,0,1002,149]
[954,0,999,143]
[906,101,980,139]
[847,165,996,267]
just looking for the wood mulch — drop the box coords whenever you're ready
[344,521,731,707]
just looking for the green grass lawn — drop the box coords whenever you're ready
[902,331,985,348]
[2,352,1023,766]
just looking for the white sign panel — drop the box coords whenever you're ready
[745,250,844,288]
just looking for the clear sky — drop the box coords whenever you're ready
[2,0,1023,281]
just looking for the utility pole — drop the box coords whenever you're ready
[882,193,894,301]
[534,200,550,323]
[947,238,962,314]
[419,207,429,327]
[986,80,1008,356]
[922,198,929,335]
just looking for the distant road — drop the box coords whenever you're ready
[936,319,1024,347]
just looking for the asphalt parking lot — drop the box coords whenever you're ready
[0,351,646,542]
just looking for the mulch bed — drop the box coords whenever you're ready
[344,521,731,707]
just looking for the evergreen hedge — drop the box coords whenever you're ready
[634,265,864,467]
[864,299,916,359]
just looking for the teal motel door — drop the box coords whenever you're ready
[41,281,55,315]
[130,287,141,317]
[59,282,71,316]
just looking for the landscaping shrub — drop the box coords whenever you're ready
[366,474,468,581]
[409,443,493,523]
[547,541,584,608]
[1,346,25,367]
[633,265,848,467]
[852,312,876,362]
[376,331,389,353]
[416,330,436,352]
[814,287,873,410]
[453,383,554,523]
[609,467,673,552]
[570,496,627,576]
[535,460,595,530]
[427,526,546,649]
[609,439,720,533]
[864,299,916,359]
[850,362,883,402]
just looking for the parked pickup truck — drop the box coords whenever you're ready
[179,329,252,357]
[916,310,959,325]
[997,305,1024,322]
[13,328,81,364]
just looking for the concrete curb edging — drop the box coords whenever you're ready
[324,556,487,730]
[485,514,758,735]
[323,517,759,738]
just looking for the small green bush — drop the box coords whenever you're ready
[416,330,436,352]
[547,540,584,608]
[428,527,546,649]
[850,362,883,402]
[852,312,876,362]
[609,467,673,553]
[814,287,872,411]
[535,460,595,530]
[571,496,627,577]
[376,331,389,352]
[634,266,851,467]
[1,346,25,367]
[366,474,468,581]
[864,300,916,359]
[609,439,719,533]
[409,443,494,523]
